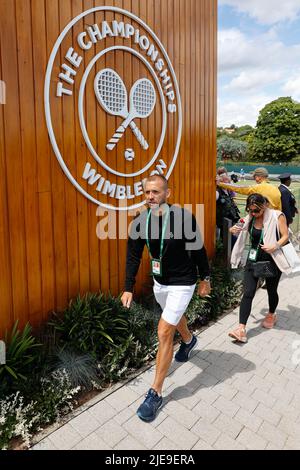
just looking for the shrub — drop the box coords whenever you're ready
[46,349,101,390]
[0,321,42,385]
[0,260,242,450]
[97,299,159,383]
[31,369,80,425]
[48,293,129,358]
[0,370,80,450]
[0,392,39,450]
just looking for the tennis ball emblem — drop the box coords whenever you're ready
[125,148,135,161]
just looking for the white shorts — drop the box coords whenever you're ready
[153,279,196,326]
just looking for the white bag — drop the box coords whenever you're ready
[281,242,300,273]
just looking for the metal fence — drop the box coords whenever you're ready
[225,163,300,175]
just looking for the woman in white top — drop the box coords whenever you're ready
[228,193,290,343]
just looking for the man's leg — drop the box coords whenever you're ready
[151,318,176,395]
[176,315,192,342]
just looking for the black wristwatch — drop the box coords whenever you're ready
[202,276,211,282]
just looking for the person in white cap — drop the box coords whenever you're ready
[217,167,282,210]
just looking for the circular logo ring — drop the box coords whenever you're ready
[45,6,182,210]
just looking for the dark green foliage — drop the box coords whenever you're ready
[0,321,42,384]
[249,97,300,162]
[1,259,242,450]
[48,293,129,357]
[46,349,101,390]
[217,136,248,161]
[98,298,159,383]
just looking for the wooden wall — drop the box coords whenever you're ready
[0,0,217,336]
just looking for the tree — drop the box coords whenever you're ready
[232,125,254,141]
[217,136,248,162]
[248,97,300,162]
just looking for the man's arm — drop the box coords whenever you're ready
[218,181,257,196]
[187,213,211,297]
[124,234,146,293]
[281,190,293,224]
[122,235,145,308]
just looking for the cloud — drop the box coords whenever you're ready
[282,74,300,101]
[219,0,300,25]
[218,28,300,74]
[218,5,300,126]
[225,70,283,93]
[218,27,300,125]
[217,94,277,127]
[218,29,258,72]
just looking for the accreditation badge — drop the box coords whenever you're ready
[248,248,258,262]
[151,259,162,276]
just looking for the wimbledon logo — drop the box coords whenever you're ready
[45,6,182,211]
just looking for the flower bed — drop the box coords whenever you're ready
[0,256,242,450]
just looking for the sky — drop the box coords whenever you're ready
[218,0,300,128]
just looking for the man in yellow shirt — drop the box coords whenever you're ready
[217,167,282,210]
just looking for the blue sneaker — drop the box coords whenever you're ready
[137,388,163,422]
[175,335,198,362]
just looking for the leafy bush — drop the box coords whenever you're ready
[248,97,300,163]
[0,370,80,450]
[185,292,210,326]
[0,257,242,450]
[30,369,80,425]
[48,293,129,358]
[0,392,39,450]
[217,136,248,161]
[210,265,242,318]
[46,349,101,390]
[96,298,159,383]
[0,321,41,384]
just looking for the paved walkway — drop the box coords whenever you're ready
[32,273,300,450]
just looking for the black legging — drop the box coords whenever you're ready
[239,263,282,325]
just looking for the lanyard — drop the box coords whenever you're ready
[146,206,170,260]
[250,219,264,248]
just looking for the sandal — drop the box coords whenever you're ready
[228,327,247,343]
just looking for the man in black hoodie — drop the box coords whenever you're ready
[121,174,211,422]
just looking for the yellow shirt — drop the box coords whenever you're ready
[218,181,282,210]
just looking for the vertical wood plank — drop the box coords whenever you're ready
[0,20,13,334]
[32,0,56,320]
[72,0,91,296]
[0,0,29,328]
[46,0,69,311]
[59,0,80,300]
[15,0,42,324]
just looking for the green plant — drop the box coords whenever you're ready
[0,261,243,451]
[249,97,300,162]
[31,369,80,425]
[0,321,41,383]
[0,391,39,450]
[185,291,210,326]
[0,369,80,450]
[48,293,129,358]
[47,348,101,390]
[210,265,242,317]
[99,298,159,380]
[217,136,248,161]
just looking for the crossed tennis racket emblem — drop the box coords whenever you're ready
[94,68,156,151]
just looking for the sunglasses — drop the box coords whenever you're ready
[247,208,261,214]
